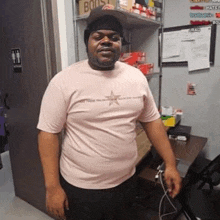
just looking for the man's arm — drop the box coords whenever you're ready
[38,131,61,188]
[38,130,68,219]
[140,118,182,198]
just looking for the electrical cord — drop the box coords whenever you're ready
[158,170,177,220]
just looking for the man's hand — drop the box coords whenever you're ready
[164,166,182,198]
[46,185,69,220]
[140,119,182,198]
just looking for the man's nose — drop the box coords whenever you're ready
[101,36,112,45]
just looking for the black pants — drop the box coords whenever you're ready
[60,174,138,220]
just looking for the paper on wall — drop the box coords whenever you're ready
[186,26,211,71]
[162,31,182,59]
[163,40,191,62]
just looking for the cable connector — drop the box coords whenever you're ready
[155,170,163,182]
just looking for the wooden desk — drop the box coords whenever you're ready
[135,123,170,167]
[138,135,208,182]
[170,135,207,163]
[135,127,152,166]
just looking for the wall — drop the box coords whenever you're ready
[162,0,220,159]
[56,0,75,69]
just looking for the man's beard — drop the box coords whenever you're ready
[87,51,120,70]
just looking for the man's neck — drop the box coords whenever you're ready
[88,60,115,71]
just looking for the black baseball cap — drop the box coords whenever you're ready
[86,4,127,26]
[84,4,130,46]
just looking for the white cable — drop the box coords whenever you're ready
[159,191,168,219]
[159,171,177,219]
[159,171,176,210]
[158,171,177,220]
[159,192,177,219]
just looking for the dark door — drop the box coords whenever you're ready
[0,0,58,215]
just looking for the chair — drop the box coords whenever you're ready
[188,154,220,192]
[173,155,220,220]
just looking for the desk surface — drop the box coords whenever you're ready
[138,134,208,182]
[170,135,208,163]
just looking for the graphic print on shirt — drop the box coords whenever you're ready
[105,91,121,106]
[83,90,143,107]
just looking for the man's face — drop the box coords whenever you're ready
[87,30,122,70]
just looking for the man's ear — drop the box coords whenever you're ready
[84,29,90,45]
[84,29,90,53]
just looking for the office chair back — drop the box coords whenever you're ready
[197,154,220,191]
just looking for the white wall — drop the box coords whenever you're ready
[55,0,75,70]
[162,0,220,159]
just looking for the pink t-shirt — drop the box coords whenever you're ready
[37,60,160,189]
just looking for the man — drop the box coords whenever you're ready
[37,5,181,220]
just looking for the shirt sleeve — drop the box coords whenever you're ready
[138,80,160,123]
[37,80,67,133]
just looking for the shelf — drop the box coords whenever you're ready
[119,9,161,29]
[74,7,161,29]
[145,72,161,78]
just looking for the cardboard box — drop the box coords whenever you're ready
[161,116,176,127]
[120,52,146,66]
[120,52,139,66]
[132,7,141,15]
[140,6,147,17]
[146,8,156,20]
[132,4,148,17]
[79,0,116,15]
[136,52,146,63]
[135,126,152,165]
[119,0,135,12]
[137,63,154,75]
